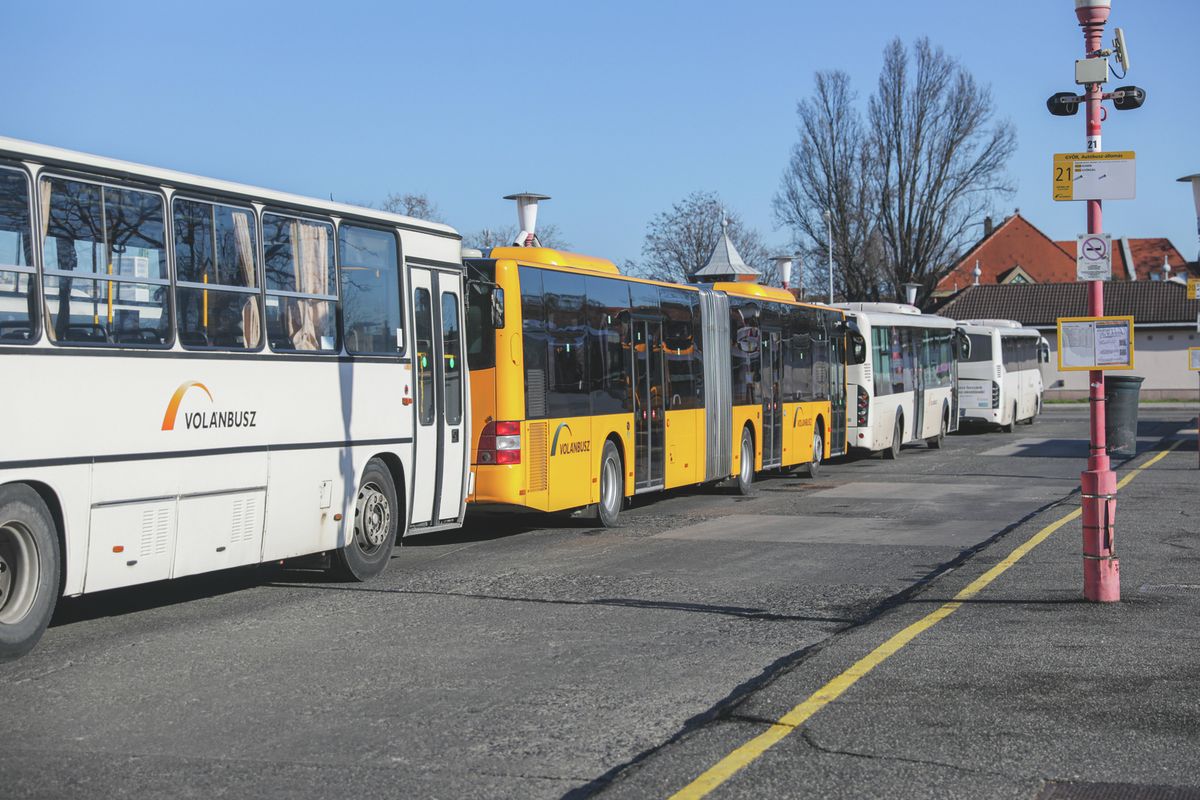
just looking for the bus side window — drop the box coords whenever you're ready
[586,276,632,415]
[42,177,171,347]
[519,266,548,419]
[543,270,588,418]
[263,212,339,352]
[0,167,37,343]
[339,223,401,355]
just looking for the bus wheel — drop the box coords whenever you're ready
[928,415,947,449]
[884,417,903,460]
[1002,403,1017,433]
[736,428,756,495]
[806,426,823,479]
[0,484,60,662]
[596,441,623,528]
[332,460,398,582]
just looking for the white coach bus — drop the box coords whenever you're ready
[836,303,965,459]
[955,319,1049,430]
[0,137,470,659]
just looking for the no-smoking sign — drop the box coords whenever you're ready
[1076,233,1112,281]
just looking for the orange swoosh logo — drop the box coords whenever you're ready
[162,381,213,430]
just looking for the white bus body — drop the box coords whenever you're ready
[0,137,470,659]
[956,319,1048,429]
[836,303,962,458]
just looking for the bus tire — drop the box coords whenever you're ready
[884,416,903,460]
[1002,403,1017,433]
[331,459,398,582]
[736,427,756,495]
[806,423,824,479]
[928,413,947,449]
[596,441,623,528]
[0,484,61,662]
[1026,398,1040,425]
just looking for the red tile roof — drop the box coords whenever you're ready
[937,213,1076,292]
[935,281,1200,327]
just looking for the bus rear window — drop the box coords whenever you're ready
[965,333,993,363]
[465,261,496,370]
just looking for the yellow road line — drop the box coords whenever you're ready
[668,440,1183,800]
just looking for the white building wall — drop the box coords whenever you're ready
[1040,326,1200,400]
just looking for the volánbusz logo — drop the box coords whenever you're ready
[550,422,590,457]
[161,381,258,432]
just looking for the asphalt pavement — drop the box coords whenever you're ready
[2,406,1196,799]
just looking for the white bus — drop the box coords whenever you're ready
[0,137,470,659]
[836,303,964,459]
[955,319,1049,430]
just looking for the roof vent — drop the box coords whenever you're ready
[503,192,550,247]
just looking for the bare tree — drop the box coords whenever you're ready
[869,38,1016,303]
[773,71,885,301]
[774,39,1015,305]
[380,192,444,223]
[462,223,570,252]
[632,191,774,285]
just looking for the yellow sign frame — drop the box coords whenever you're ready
[1053,151,1136,201]
[1056,315,1135,372]
[1189,347,1200,372]
[1188,278,1200,301]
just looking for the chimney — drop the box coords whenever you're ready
[984,216,994,237]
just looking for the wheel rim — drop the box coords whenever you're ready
[812,431,823,468]
[740,436,753,484]
[601,456,620,514]
[0,520,40,626]
[354,482,392,555]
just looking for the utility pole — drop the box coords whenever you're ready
[1047,0,1145,602]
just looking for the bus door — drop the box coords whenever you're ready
[409,266,468,528]
[761,328,783,468]
[829,333,847,455]
[911,330,925,441]
[633,318,665,491]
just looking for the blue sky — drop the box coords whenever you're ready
[5,0,1197,268]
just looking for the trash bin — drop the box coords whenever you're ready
[1104,375,1144,456]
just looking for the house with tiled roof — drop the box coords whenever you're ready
[937,282,1200,400]
[934,212,1199,296]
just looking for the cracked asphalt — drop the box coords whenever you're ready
[2,406,1196,799]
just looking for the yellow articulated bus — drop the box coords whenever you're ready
[463,247,863,525]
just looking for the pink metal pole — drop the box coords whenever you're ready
[1077,0,1119,602]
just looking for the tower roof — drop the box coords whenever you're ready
[693,220,759,280]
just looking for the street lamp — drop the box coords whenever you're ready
[823,210,833,303]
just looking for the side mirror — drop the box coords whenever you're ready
[491,287,505,329]
[848,331,867,365]
[1038,341,1050,364]
[955,329,971,360]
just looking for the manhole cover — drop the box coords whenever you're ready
[1038,782,1200,800]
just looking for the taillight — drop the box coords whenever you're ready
[991,382,1001,409]
[477,421,521,465]
[857,385,869,427]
